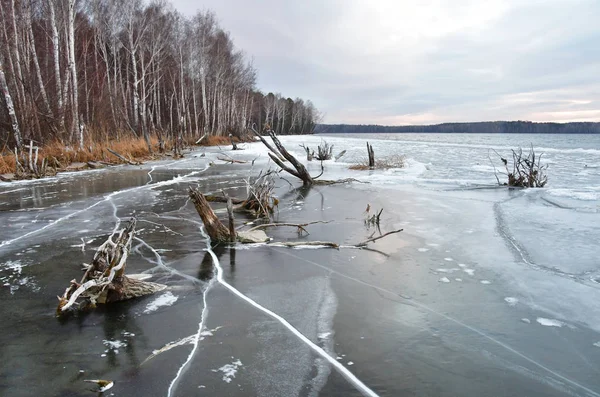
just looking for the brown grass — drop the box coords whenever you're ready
[0,133,254,177]
[349,154,406,170]
[198,135,251,147]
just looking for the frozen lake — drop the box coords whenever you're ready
[1,133,599,396]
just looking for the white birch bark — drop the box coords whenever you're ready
[0,60,23,148]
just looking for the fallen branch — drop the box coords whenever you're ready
[335,150,347,161]
[247,220,332,236]
[107,148,140,165]
[195,133,207,144]
[273,241,340,249]
[217,156,248,164]
[249,124,285,162]
[355,228,403,247]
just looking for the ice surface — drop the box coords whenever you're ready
[2,133,600,397]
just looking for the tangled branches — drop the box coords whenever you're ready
[57,218,166,315]
[493,145,548,188]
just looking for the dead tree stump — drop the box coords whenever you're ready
[367,142,375,169]
[189,187,233,242]
[57,218,166,315]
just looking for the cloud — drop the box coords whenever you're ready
[171,0,600,124]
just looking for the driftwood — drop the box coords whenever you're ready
[190,187,270,243]
[237,169,279,219]
[107,148,140,165]
[189,188,233,242]
[56,218,166,315]
[493,145,548,187]
[250,125,285,162]
[335,150,347,161]
[255,129,368,187]
[195,133,207,145]
[356,229,403,247]
[246,220,332,236]
[300,144,314,161]
[217,156,247,164]
[315,140,334,161]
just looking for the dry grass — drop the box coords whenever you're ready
[198,135,250,147]
[0,133,252,177]
[349,154,406,170]
[0,154,16,174]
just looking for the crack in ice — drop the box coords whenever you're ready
[275,248,600,397]
[170,228,380,397]
[167,228,216,397]
[0,168,207,251]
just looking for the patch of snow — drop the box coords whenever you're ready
[144,292,178,314]
[417,248,429,252]
[455,278,462,282]
[347,361,354,366]
[318,332,331,340]
[444,257,453,261]
[593,342,600,348]
[504,297,519,306]
[439,277,450,283]
[536,318,564,327]
[521,318,531,324]
[212,359,243,383]
[103,339,127,354]
[463,269,475,276]
[480,280,491,285]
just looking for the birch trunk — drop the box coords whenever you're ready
[26,5,52,118]
[48,0,63,127]
[0,61,23,148]
[67,0,80,147]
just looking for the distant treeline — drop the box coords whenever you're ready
[316,121,600,134]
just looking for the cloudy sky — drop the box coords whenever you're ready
[171,0,599,125]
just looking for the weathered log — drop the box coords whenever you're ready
[249,125,285,162]
[217,156,247,164]
[57,217,166,315]
[107,148,140,165]
[195,133,207,144]
[335,150,347,161]
[267,130,314,186]
[246,220,332,236]
[189,187,232,242]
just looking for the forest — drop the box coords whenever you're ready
[0,0,320,153]
[317,121,600,134]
